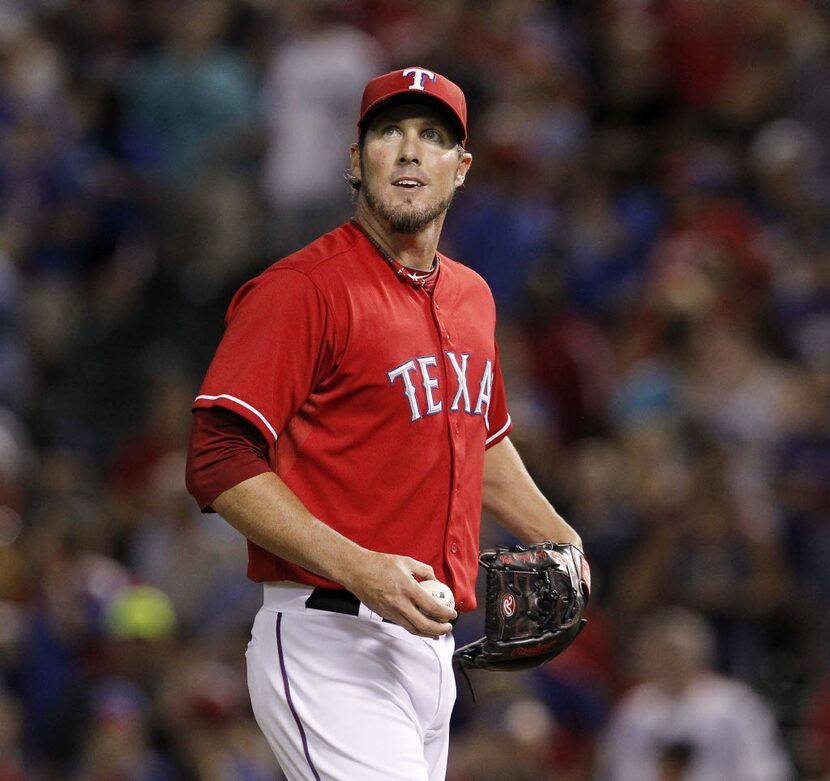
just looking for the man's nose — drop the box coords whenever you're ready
[398,130,421,165]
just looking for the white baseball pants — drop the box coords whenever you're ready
[246,583,457,781]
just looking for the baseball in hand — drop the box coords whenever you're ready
[418,579,455,611]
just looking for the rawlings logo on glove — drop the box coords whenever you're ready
[452,542,590,672]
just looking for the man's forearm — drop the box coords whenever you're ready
[482,437,583,549]
[210,472,457,636]
[211,471,370,587]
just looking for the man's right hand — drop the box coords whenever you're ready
[343,550,457,638]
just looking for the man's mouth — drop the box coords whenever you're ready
[393,178,426,189]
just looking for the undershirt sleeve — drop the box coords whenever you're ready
[186,406,273,512]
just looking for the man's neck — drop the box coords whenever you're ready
[353,201,444,271]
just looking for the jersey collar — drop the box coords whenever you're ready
[350,219,441,289]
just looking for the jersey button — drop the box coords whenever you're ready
[450,543,458,554]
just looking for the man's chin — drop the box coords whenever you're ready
[362,185,455,235]
[387,209,441,234]
[373,200,451,234]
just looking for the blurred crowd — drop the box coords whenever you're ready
[0,0,828,779]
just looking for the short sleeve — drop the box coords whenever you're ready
[485,341,512,448]
[193,268,335,444]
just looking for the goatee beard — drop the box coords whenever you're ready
[362,184,455,234]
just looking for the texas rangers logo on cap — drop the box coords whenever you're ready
[402,67,437,91]
[357,67,468,145]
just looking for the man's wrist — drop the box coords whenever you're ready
[334,542,375,593]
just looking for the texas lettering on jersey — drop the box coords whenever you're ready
[387,353,492,424]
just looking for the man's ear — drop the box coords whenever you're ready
[349,143,362,184]
[455,151,472,187]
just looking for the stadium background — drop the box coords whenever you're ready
[0,0,828,778]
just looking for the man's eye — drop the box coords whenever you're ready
[383,126,400,137]
[423,128,441,141]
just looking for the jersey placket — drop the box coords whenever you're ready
[428,285,467,608]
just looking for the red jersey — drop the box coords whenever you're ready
[192,221,511,610]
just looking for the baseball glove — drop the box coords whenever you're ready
[453,542,590,672]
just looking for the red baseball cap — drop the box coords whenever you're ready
[358,67,468,146]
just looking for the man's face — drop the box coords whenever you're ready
[350,103,472,234]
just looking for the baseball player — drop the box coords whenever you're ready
[185,67,583,781]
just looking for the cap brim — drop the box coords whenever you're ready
[359,92,466,145]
